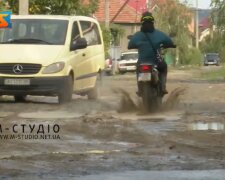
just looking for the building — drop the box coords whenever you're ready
[85,0,195,58]
[198,9,211,42]
[93,0,144,56]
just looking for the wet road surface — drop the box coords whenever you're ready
[0,69,225,179]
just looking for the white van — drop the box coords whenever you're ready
[0,15,105,103]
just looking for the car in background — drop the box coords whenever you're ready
[204,53,220,66]
[105,55,113,75]
[118,51,138,74]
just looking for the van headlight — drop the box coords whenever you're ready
[42,62,65,74]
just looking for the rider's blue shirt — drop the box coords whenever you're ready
[128,30,173,65]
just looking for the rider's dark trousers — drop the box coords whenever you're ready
[158,60,168,91]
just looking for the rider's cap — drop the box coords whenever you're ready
[141,11,154,23]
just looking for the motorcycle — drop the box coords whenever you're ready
[137,45,175,112]
[137,63,163,112]
[127,35,176,112]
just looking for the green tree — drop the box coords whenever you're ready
[154,0,200,65]
[200,31,225,62]
[101,25,111,57]
[6,0,18,13]
[110,24,125,46]
[200,0,225,63]
[7,0,99,15]
[0,1,9,11]
[212,0,225,28]
[101,23,125,57]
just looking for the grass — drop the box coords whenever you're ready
[168,64,201,71]
[199,66,225,80]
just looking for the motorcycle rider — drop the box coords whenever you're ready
[128,11,176,95]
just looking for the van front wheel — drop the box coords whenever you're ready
[14,95,26,102]
[58,75,73,104]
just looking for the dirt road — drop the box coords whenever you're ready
[0,68,225,179]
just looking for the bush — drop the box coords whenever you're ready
[182,47,203,65]
[200,31,225,63]
[219,48,225,63]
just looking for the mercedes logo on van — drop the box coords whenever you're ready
[13,64,23,74]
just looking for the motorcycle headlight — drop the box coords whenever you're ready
[42,62,65,74]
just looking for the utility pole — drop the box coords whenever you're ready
[19,0,29,15]
[105,0,110,29]
[147,0,151,12]
[195,0,199,48]
[135,0,139,32]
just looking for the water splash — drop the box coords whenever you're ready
[163,87,187,110]
[113,87,186,113]
[113,88,138,113]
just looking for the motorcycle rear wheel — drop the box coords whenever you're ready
[142,83,153,112]
[142,83,162,112]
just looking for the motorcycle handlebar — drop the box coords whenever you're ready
[161,44,176,49]
[171,44,177,48]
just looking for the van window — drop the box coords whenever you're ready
[71,21,81,43]
[80,21,101,46]
[18,23,27,37]
[0,19,68,45]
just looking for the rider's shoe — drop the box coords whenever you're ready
[136,91,141,97]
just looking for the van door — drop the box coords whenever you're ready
[69,21,86,91]
[79,21,103,89]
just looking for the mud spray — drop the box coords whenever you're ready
[113,87,186,113]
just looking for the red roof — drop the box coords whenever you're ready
[127,0,148,13]
[128,0,166,13]
[84,0,185,25]
[92,0,143,23]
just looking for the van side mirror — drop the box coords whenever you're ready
[70,37,87,51]
[127,35,133,40]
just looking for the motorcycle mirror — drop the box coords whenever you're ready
[169,32,176,38]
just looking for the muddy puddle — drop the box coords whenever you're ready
[75,170,225,180]
[114,87,186,114]
[188,122,225,131]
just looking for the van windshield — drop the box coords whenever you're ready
[0,19,68,45]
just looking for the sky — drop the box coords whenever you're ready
[181,0,212,9]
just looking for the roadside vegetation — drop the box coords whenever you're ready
[7,0,99,15]
[153,0,202,66]
[157,0,224,67]
[199,66,225,80]
[200,0,225,63]
[0,1,8,10]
